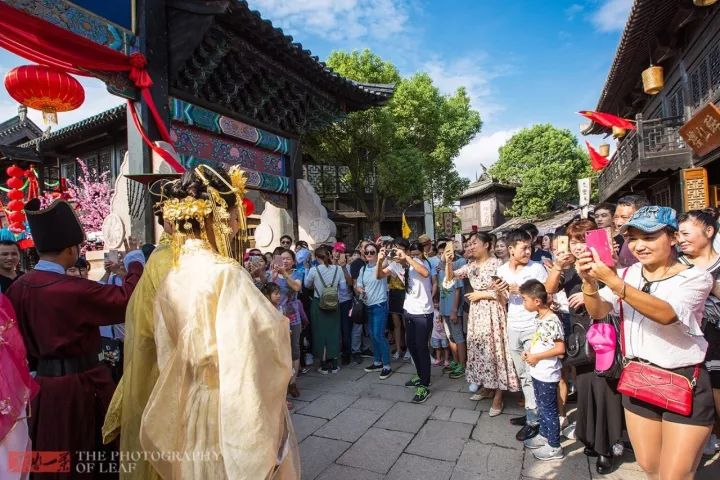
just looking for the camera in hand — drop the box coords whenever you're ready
[387,249,399,259]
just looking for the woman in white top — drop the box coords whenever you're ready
[677,208,720,456]
[393,241,435,404]
[578,206,715,480]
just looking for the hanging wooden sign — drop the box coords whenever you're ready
[681,167,710,212]
[679,103,720,157]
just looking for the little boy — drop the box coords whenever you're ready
[519,279,566,461]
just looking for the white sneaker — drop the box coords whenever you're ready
[404,350,412,361]
[392,350,401,361]
[533,444,564,461]
[524,434,548,450]
[703,434,719,456]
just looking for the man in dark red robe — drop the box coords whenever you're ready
[6,199,144,479]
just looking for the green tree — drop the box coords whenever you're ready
[489,124,594,217]
[303,49,480,235]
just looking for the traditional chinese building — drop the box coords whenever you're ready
[17,105,127,186]
[589,0,720,211]
[301,161,428,245]
[0,0,393,247]
[458,174,516,233]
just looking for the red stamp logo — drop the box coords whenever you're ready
[8,451,72,473]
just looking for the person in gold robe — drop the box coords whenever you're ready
[103,175,178,480]
[139,165,300,479]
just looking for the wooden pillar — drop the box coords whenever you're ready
[288,139,303,241]
[126,0,170,243]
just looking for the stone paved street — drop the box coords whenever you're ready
[291,359,720,480]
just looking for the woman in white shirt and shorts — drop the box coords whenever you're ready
[578,206,715,479]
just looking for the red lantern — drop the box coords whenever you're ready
[7,200,24,212]
[4,65,85,124]
[7,189,23,200]
[6,177,23,189]
[8,211,25,223]
[242,198,255,217]
[5,163,26,233]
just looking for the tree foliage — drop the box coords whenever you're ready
[489,124,594,218]
[303,49,480,235]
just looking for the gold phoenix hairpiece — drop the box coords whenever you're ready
[161,164,249,263]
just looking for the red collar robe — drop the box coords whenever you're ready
[6,263,142,479]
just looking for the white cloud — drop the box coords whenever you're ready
[422,56,512,122]
[565,4,584,20]
[453,129,520,181]
[246,0,409,42]
[591,0,633,33]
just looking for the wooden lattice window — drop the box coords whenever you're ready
[690,41,720,107]
[666,88,684,118]
[652,184,671,207]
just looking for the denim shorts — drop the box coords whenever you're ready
[431,337,449,349]
[441,315,465,343]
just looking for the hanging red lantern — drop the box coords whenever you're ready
[7,189,23,201]
[4,65,85,125]
[242,198,255,217]
[6,200,24,212]
[6,177,23,190]
[5,163,27,233]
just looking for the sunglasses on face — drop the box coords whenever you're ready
[280,240,291,245]
[364,250,377,255]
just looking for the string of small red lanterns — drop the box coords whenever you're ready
[5,165,27,232]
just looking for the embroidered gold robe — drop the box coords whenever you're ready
[139,240,299,479]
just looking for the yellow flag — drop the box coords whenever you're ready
[401,212,412,239]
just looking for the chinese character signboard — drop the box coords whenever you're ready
[578,177,591,219]
[442,212,454,237]
[680,103,720,157]
[681,168,710,212]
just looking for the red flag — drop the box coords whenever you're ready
[579,111,635,130]
[586,141,609,171]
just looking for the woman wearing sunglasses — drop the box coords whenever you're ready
[578,206,715,479]
[356,245,393,379]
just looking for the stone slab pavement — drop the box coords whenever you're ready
[291,357,720,480]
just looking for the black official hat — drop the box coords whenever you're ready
[25,198,85,253]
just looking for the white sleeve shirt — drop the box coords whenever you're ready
[598,263,711,369]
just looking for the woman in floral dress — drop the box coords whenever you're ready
[445,232,519,415]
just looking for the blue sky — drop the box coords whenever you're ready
[0,0,632,181]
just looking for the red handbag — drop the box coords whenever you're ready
[616,270,699,417]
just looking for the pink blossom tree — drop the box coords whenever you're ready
[70,158,112,235]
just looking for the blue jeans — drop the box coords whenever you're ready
[367,301,391,368]
[339,299,353,355]
[533,378,560,447]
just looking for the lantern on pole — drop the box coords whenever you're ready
[5,165,26,233]
[4,65,85,125]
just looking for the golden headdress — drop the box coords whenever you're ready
[161,164,249,263]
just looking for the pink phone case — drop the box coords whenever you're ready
[585,228,615,267]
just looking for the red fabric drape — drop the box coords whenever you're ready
[578,111,636,131]
[586,141,609,171]
[0,2,184,173]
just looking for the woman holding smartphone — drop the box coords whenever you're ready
[578,206,715,479]
[445,232,518,414]
[546,219,624,474]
